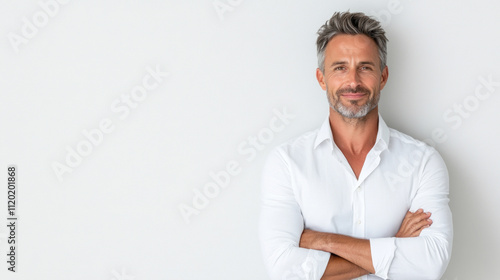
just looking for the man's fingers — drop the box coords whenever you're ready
[405,209,422,218]
[411,224,431,237]
[404,211,431,227]
[397,209,433,238]
[411,228,424,237]
[411,218,432,233]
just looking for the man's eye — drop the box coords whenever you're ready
[360,66,372,71]
[334,66,345,71]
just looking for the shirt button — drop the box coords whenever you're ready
[357,220,362,225]
[357,187,361,192]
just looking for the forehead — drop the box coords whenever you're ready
[325,34,379,61]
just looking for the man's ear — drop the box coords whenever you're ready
[379,66,389,90]
[316,68,327,91]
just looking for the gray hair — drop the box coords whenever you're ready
[316,11,388,72]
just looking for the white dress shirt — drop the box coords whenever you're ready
[259,115,453,280]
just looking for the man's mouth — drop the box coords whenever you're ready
[341,93,366,99]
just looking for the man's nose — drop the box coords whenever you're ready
[346,69,361,89]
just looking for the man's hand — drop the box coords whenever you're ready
[297,208,433,278]
[395,208,433,237]
[300,208,432,249]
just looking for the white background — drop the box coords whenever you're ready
[0,0,499,279]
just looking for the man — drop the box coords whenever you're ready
[259,11,453,280]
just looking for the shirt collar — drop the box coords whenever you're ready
[313,113,391,151]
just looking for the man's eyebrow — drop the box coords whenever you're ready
[330,61,376,67]
[359,61,376,66]
[330,61,348,67]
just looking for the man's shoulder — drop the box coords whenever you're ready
[271,127,320,159]
[387,126,438,156]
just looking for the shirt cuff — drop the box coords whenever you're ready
[370,237,396,279]
[301,250,331,280]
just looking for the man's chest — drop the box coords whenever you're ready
[291,156,417,238]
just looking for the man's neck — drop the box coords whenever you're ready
[329,107,379,156]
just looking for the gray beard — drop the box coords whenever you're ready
[328,89,380,119]
[331,98,378,118]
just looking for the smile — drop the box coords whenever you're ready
[341,93,367,99]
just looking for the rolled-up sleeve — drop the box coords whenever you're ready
[370,148,453,280]
[259,147,331,280]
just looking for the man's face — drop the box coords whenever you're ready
[316,34,389,119]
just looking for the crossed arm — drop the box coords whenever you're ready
[260,148,452,280]
[299,209,433,280]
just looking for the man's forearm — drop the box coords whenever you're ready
[300,209,435,278]
[321,254,369,280]
[300,230,375,274]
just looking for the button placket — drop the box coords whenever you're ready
[352,182,365,238]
